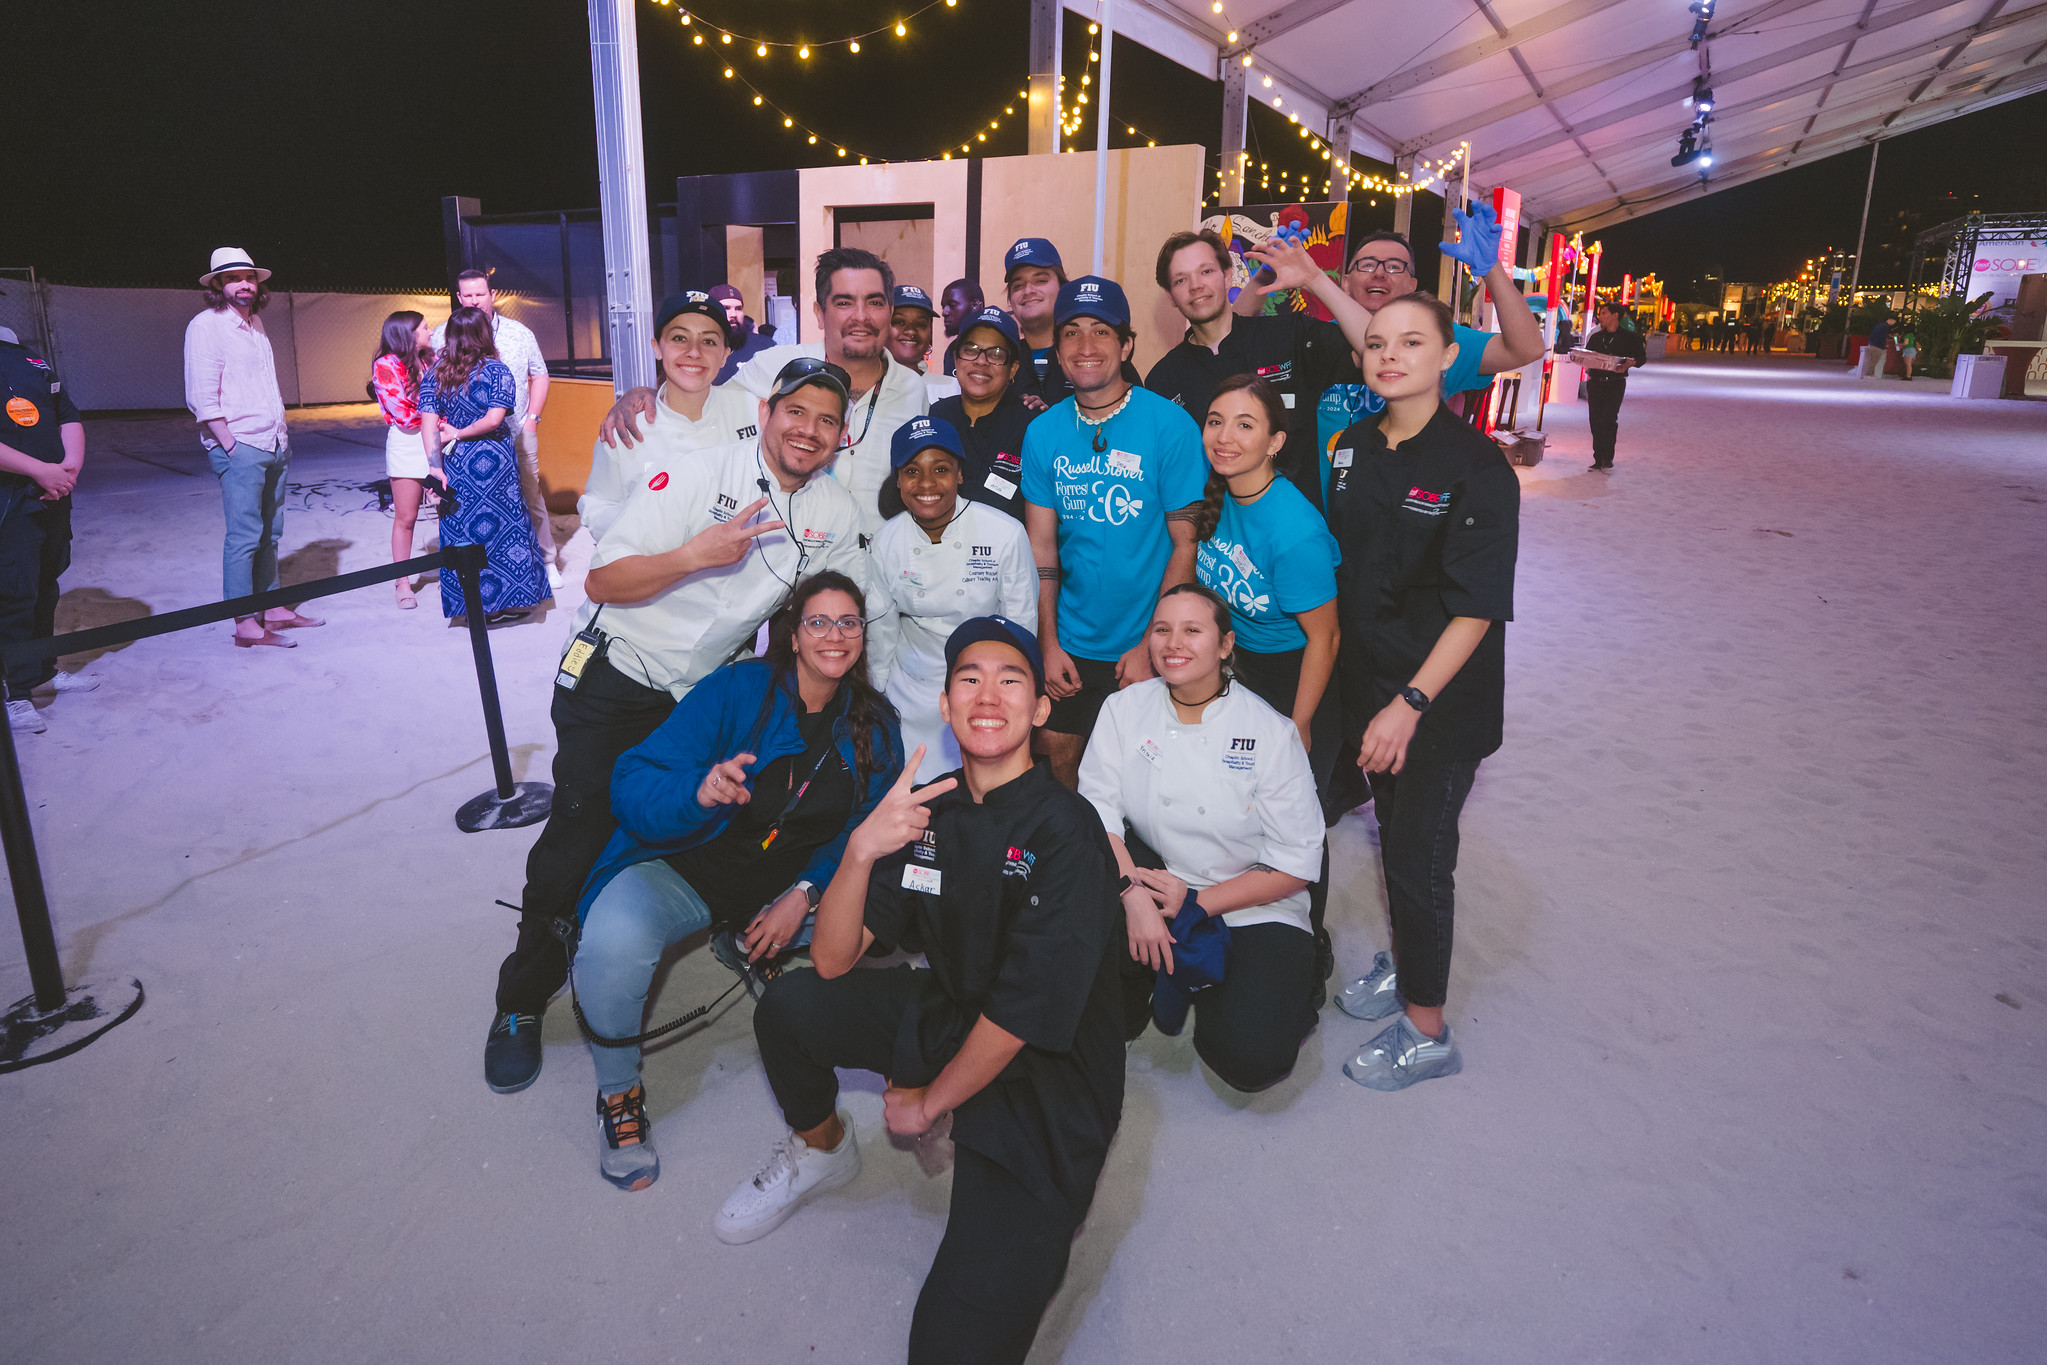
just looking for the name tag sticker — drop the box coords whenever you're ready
[1281,391,1296,409]
[903,864,943,894]
[1138,739,1162,766]
[984,471,1018,499]
[1332,448,1354,469]
[1228,544,1255,578]
[1107,448,1141,478]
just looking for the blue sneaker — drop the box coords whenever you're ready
[1335,951,1402,1021]
[1343,1014,1462,1091]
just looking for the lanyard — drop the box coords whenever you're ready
[759,724,840,851]
[840,379,883,453]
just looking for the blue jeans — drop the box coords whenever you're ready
[576,862,716,1092]
[205,439,289,601]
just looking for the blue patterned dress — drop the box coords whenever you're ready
[419,358,550,618]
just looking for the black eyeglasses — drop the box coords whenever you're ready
[955,342,1013,364]
[800,614,867,638]
[1346,257,1413,277]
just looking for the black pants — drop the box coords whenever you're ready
[755,966,1078,1365]
[1120,920,1318,1090]
[1231,646,1340,935]
[1586,378,1625,468]
[0,500,68,699]
[1366,747,1479,1009]
[495,652,675,1015]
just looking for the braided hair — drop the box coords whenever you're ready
[1192,373,1291,541]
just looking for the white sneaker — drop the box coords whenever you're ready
[546,564,564,591]
[7,699,46,733]
[714,1116,859,1245]
[35,671,98,695]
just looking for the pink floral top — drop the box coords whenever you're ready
[372,353,422,433]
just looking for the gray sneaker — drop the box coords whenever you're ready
[597,1085,660,1191]
[1335,951,1402,1021]
[1343,1014,1462,1091]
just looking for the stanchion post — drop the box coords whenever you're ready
[0,710,64,1013]
[446,542,553,832]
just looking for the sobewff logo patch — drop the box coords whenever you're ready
[1403,486,1450,516]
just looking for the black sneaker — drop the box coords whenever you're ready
[485,1010,543,1093]
[1313,926,1335,983]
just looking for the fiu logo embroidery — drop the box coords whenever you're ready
[1231,737,1257,752]
[1003,845,1036,878]
[737,424,758,439]
[912,829,939,863]
[972,545,993,557]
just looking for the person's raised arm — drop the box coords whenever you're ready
[1246,238,1374,360]
[811,750,956,977]
[1437,203,1543,372]
[583,494,786,604]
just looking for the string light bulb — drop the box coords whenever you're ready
[798,45,809,58]
[1242,54,1253,65]
[721,32,731,43]
[895,21,906,36]
[1226,29,1237,42]
[849,40,860,52]
[756,42,767,55]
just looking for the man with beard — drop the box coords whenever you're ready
[484,357,895,1095]
[710,284,775,382]
[602,248,927,536]
[1021,278,1207,787]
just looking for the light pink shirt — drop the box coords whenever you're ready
[184,306,288,449]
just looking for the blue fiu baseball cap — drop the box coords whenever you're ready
[958,305,1023,352]
[1053,275,1130,330]
[945,616,1047,694]
[891,284,936,314]
[1003,237,1063,277]
[890,414,965,470]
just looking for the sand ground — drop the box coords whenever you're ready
[2,355,2043,1364]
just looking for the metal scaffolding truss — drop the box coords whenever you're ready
[1908,210,2047,295]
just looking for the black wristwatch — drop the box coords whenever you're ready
[799,881,823,909]
[1399,686,1432,714]
[1116,874,1135,897]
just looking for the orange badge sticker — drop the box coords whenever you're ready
[4,396,38,427]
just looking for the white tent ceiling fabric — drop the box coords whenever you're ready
[1066,0,2047,232]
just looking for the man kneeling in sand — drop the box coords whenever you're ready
[716,617,1126,1365]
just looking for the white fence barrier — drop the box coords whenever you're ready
[9,280,562,412]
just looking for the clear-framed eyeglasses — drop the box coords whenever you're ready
[956,342,1013,365]
[800,614,867,638]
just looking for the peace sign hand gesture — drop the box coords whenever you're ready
[846,747,958,865]
[683,496,787,572]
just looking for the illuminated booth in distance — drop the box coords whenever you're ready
[443,145,1207,508]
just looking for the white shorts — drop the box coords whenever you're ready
[385,424,430,480]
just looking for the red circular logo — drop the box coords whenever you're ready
[648,471,669,490]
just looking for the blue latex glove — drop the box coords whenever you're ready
[1439,202,1501,274]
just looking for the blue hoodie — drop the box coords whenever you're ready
[575,658,904,923]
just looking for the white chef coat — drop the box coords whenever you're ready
[1078,677,1323,932]
[729,342,928,539]
[571,437,897,699]
[870,501,1038,781]
[579,383,759,543]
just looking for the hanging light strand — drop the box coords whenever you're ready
[646,0,958,53]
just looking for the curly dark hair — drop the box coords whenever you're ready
[201,281,271,313]
[430,306,498,394]
[1191,373,1290,541]
[746,570,899,790]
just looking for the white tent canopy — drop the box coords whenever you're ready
[1064,0,2047,233]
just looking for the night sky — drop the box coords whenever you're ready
[9,0,2042,296]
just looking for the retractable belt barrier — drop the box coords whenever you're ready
[0,542,551,1071]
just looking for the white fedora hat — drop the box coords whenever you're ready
[200,247,272,287]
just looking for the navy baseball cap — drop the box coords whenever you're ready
[945,616,1047,694]
[1054,276,1130,329]
[890,414,965,470]
[891,285,936,314]
[654,290,739,347]
[1003,237,1063,277]
[958,305,1022,352]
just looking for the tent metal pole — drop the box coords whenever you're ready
[588,0,655,394]
[1093,1,1115,275]
[1029,0,1061,154]
[1849,140,1881,294]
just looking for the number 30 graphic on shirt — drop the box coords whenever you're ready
[1087,480,1146,526]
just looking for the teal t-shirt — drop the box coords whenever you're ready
[1314,322,1493,500]
[1021,388,1208,661]
[1195,477,1340,654]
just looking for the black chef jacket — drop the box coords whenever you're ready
[1325,404,1519,760]
[930,390,1035,522]
[1581,325,1648,387]
[1021,346,1073,408]
[0,341,80,514]
[1144,311,1352,509]
[862,760,1124,1221]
